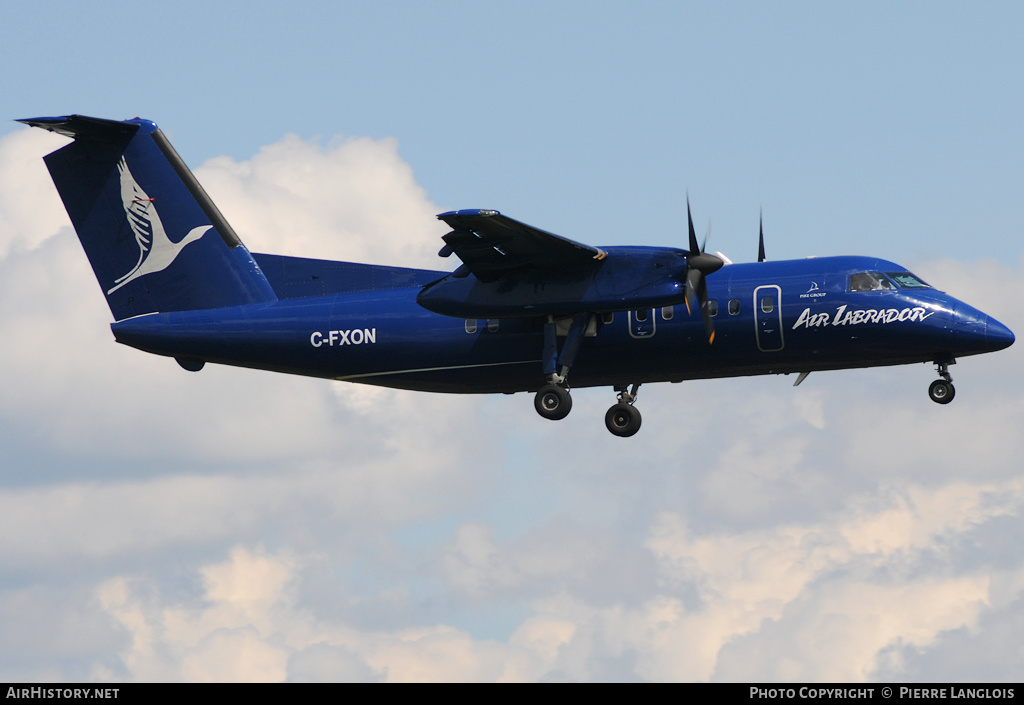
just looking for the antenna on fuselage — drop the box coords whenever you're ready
[758,208,767,263]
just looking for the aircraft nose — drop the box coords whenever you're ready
[985,314,1015,352]
[948,303,1014,355]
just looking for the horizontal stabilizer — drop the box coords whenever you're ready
[18,114,140,140]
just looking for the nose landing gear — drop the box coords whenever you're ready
[929,360,956,404]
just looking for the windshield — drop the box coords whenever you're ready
[886,271,931,289]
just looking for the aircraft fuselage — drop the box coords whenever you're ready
[110,253,1012,394]
[23,114,1013,437]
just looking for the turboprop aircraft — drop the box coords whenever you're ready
[21,115,1015,437]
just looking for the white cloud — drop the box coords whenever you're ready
[0,128,71,258]
[84,471,1024,682]
[96,547,295,682]
[93,545,548,682]
[194,134,449,268]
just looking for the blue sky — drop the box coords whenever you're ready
[7,1,1023,261]
[2,1,1023,682]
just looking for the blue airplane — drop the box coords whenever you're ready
[21,115,1015,437]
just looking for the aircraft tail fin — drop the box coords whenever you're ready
[20,115,277,320]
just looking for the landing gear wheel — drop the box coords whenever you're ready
[605,403,642,437]
[535,384,572,420]
[928,379,955,404]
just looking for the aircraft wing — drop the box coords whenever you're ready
[437,210,606,280]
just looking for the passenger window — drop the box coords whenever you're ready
[465,319,478,334]
[729,299,740,315]
[661,306,674,321]
[707,300,719,317]
[602,312,615,324]
[487,319,499,332]
[761,297,774,313]
[635,309,648,322]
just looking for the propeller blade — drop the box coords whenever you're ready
[685,267,701,316]
[684,265,715,344]
[758,210,766,262]
[695,271,715,343]
[687,195,701,256]
[682,197,721,343]
[684,200,724,274]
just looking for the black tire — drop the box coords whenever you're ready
[535,384,572,420]
[605,403,642,437]
[928,379,955,404]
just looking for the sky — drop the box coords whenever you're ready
[1,0,1023,683]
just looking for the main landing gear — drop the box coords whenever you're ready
[928,360,956,404]
[535,383,572,420]
[534,382,644,437]
[534,313,586,423]
[605,384,642,437]
[531,313,643,436]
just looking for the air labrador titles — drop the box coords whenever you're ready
[22,115,1015,437]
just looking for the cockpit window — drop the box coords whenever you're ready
[886,271,930,289]
[848,272,894,292]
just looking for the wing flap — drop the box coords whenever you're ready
[437,209,606,280]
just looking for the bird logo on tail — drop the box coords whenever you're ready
[107,158,211,294]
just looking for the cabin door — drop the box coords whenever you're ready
[753,285,784,352]
[628,309,656,338]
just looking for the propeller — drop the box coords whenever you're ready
[683,197,725,344]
